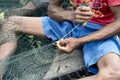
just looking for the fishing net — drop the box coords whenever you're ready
[3,43,59,80]
[1,0,72,18]
[0,0,80,80]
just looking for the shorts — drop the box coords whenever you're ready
[41,16,120,74]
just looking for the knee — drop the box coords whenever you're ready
[7,16,21,22]
[3,16,18,24]
[2,16,16,31]
[98,66,120,80]
[1,16,22,32]
[109,66,120,80]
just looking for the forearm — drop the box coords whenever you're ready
[48,0,73,22]
[48,9,73,21]
[77,18,120,44]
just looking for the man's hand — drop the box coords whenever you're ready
[56,38,81,54]
[71,6,94,24]
[48,0,94,22]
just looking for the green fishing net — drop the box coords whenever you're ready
[0,0,73,80]
[3,43,59,80]
[1,0,71,18]
[0,0,49,17]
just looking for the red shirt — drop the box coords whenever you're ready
[70,0,120,25]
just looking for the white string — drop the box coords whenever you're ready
[61,24,81,39]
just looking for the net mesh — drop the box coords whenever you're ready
[2,0,71,17]
[1,1,119,80]
[3,43,59,80]
[2,0,49,17]
[0,0,73,80]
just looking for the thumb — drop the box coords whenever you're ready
[58,39,67,47]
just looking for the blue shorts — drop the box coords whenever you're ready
[41,16,120,74]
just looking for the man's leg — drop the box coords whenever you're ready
[5,1,38,17]
[1,16,46,38]
[78,53,120,80]
[0,42,16,80]
[0,16,46,79]
[20,1,37,10]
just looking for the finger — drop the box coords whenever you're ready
[56,41,60,48]
[75,14,92,20]
[58,39,67,47]
[56,41,70,53]
[76,6,93,15]
[74,19,88,24]
[77,6,91,11]
[75,10,93,16]
[79,11,94,16]
[57,46,69,54]
[56,41,66,49]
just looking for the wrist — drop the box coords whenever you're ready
[77,37,89,45]
[65,11,74,21]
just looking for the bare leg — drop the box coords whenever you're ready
[0,16,46,43]
[0,16,46,79]
[0,42,16,80]
[0,16,46,46]
[5,1,38,17]
[77,53,120,80]
[19,1,37,10]
[18,1,37,10]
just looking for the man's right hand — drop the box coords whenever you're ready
[71,6,94,24]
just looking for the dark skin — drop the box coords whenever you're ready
[48,1,120,80]
[52,1,120,53]
[1,0,120,80]
[47,0,120,53]
[48,0,94,23]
